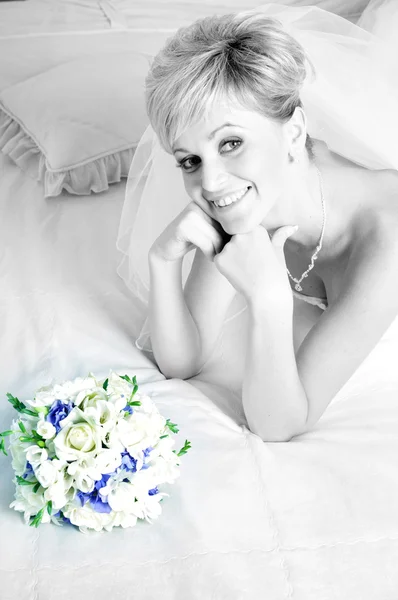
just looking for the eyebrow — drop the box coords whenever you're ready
[172,122,242,154]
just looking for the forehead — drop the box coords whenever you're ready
[172,99,271,153]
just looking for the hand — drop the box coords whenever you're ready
[213,224,298,306]
[149,202,231,262]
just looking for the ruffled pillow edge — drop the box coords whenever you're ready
[0,107,136,197]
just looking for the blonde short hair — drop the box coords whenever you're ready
[145,11,315,156]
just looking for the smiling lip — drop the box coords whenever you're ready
[213,186,251,211]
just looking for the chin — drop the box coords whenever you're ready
[222,215,263,236]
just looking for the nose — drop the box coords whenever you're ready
[201,158,229,195]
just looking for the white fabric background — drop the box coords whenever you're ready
[2,1,398,599]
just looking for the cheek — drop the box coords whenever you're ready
[254,147,287,194]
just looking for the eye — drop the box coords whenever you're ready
[221,139,242,153]
[175,138,242,173]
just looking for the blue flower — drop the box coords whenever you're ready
[123,405,133,415]
[120,451,137,473]
[46,399,74,433]
[76,473,113,514]
[140,446,153,471]
[22,461,34,479]
[54,510,71,524]
[148,487,159,496]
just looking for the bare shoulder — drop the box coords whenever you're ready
[318,138,398,245]
[353,167,398,246]
[344,167,398,288]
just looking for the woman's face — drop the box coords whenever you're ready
[172,100,291,234]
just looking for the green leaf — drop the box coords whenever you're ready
[33,482,41,494]
[128,398,141,407]
[159,435,168,440]
[0,430,13,437]
[177,439,192,457]
[102,378,109,391]
[16,475,37,486]
[7,393,26,412]
[165,419,179,434]
[120,374,138,388]
[19,436,34,443]
[20,408,38,417]
[18,421,27,433]
[47,501,53,516]
[30,507,45,528]
[0,438,7,456]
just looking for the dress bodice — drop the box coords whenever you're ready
[292,290,328,311]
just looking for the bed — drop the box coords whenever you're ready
[1,1,398,599]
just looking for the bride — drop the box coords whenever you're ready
[117,2,398,442]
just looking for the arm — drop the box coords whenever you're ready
[243,237,398,442]
[148,248,236,380]
[148,251,201,380]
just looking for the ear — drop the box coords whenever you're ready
[284,107,307,158]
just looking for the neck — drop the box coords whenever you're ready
[264,152,325,245]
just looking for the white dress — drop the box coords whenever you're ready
[115,0,398,414]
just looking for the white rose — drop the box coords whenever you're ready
[120,411,166,454]
[75,387,109,409]
[53,408,101,462]
[109,417,149,455]
[37,418,57,440]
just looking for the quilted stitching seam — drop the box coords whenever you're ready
[243,431,294,599]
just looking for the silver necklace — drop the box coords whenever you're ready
[286,164,326,293]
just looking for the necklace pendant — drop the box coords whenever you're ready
[295,283,303,292]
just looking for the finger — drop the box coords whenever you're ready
[188,229,222,261]
[271,225,299,249]
[189,202,232,244]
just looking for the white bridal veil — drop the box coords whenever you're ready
[116,2,398,353]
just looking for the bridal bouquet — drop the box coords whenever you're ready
[0,371,191,533]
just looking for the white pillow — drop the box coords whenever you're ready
[0,51,150,197]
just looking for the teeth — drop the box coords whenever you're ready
[214,187,248,208]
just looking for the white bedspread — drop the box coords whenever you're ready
[1,115,398,600]
[2,1,398,599]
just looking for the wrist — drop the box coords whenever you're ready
[148,247,183,268]
[247,285,294,318]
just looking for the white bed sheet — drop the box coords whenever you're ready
[2,102,398,600]
[2,1,398,599]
